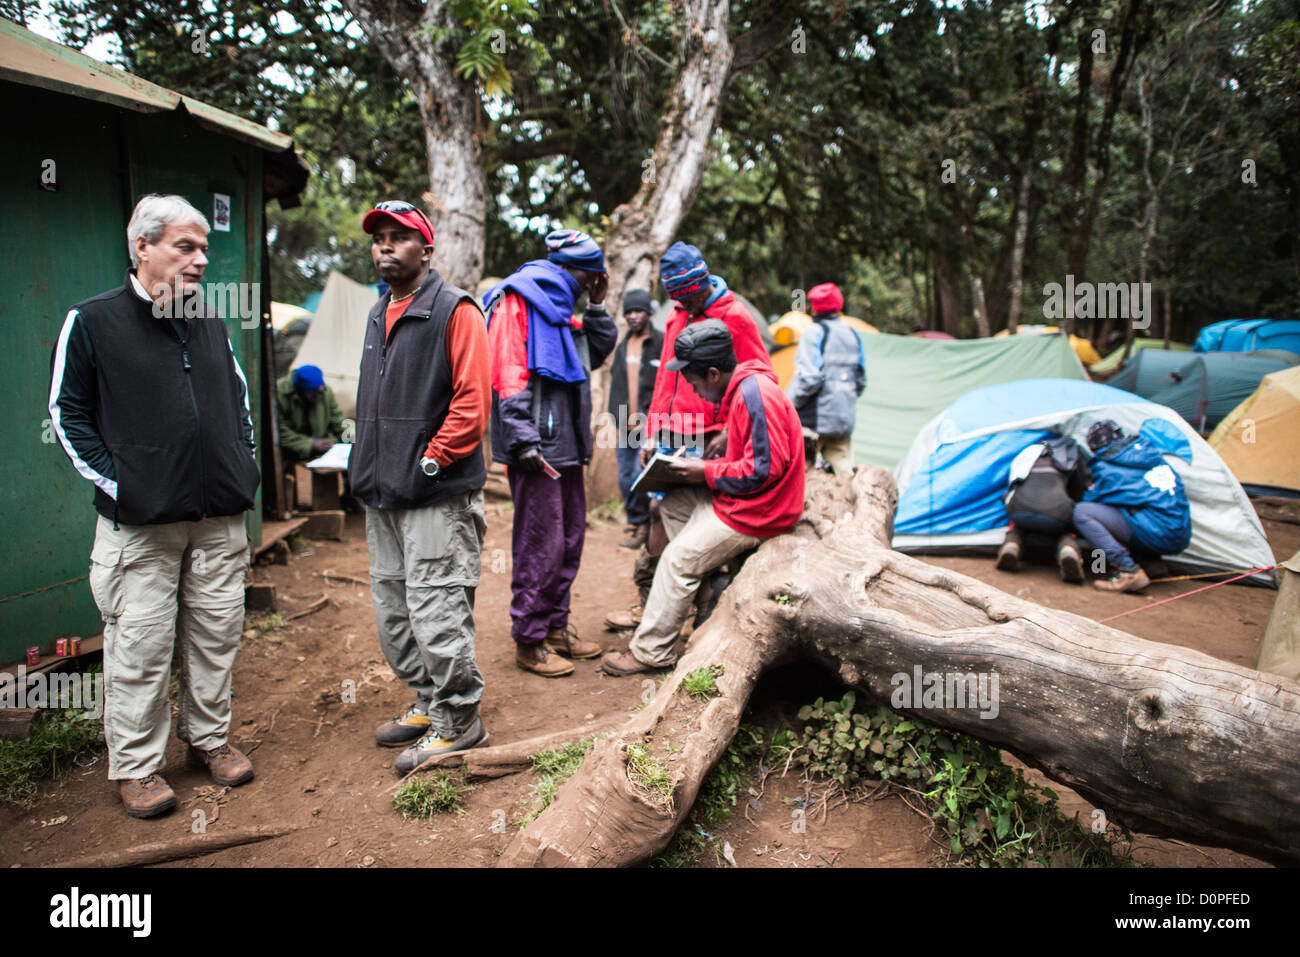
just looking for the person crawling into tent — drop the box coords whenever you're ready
[1072,419,1192,594]
[996,435,1089,582]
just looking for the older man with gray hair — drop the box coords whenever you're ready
[48,193,261,818]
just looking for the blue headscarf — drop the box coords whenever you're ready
[484,260,587,383]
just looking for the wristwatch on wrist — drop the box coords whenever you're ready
[586,301,604,311]
[419,456,441,478]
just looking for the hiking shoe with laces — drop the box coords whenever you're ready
[375,704,431,747]
[1093,565,1151,594]
[394,716,489,774]
[186,743,254,786]
[1056,534,1084,583]
[603,604,643,631]
[516,641,574,677]
[546,624,602,659]
[996,528,1023,572]
[620,524,649,549]
[600,650,670,677]
[119,774,177,818]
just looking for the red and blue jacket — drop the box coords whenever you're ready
[647,285,772,438]
[704,360,806,538]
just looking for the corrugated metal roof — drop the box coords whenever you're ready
[0,16,293,153]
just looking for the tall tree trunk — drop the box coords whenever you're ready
[499,469,1300,867]
[343,0,486,290]
[599,0,734,308]
[600,0,793,307]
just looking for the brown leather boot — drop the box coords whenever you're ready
[1056,534,1084,583]
[1093,565,1151,593]
[620,524,649,549]
[118,774,177,818]
[516,641,574,677]
[603,604,644,631]
[996,528,1023,571]
[186,743,254,786]
[546,625,602,659]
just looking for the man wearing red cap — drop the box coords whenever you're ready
[786,282,865,475]
[351,201,493,773]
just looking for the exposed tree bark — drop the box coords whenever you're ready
[500,468,1300,867]
[343,0,486,290]
[600,0,795,308]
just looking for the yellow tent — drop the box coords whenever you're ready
[992,325,1101,366]
[1208,364,1300,494]
[271,301,312,331]
[770,311,878,347]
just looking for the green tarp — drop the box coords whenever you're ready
[852,332,1086,468]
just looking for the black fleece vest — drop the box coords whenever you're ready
[75,279,260,525]
[349,269,486,509]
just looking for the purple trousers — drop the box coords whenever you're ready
[508,464,586,644]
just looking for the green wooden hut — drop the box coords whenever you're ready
[0,18,307,666]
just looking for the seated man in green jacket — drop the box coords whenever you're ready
[277,364,345,461]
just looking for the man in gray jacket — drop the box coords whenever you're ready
[786,283,866,474]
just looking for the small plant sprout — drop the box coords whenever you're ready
[682,664,724,701]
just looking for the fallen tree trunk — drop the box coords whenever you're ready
[500,467,1300,867]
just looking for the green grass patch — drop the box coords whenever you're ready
[793,692,1133,867]
[625,742,674,809]
[246,610,284,634]
[393,770,473,819]
[653,723,766,868]
[682,664,724,701]
[0,708,104,807]
[522,737,593,825]
[589,496,626,524]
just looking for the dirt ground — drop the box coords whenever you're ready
[4,499,1294,869]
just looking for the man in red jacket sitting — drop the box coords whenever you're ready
[602,320,805,675]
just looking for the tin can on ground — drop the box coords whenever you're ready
[69,637,82,655]
[26,647,39,667]
[56,638,67,657]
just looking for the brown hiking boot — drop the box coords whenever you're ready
[516,641,574,677]
[1093,565,1151,594]
[603,603,643,632]
[600,650,669,677]
[1056,534,1084,583]
[996,528,1023,572]
[186,742,254,786]
[546,625,602,659]
[620,524,649,549]
[118,774,177,819]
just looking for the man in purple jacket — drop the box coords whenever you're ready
[485,231,618,676]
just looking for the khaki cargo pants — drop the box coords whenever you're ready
[365,491,486,738]
[88,513,249,780]
[815,433,854,476]
[629,486,760,667]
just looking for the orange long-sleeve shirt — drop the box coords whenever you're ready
[384,297,491,467]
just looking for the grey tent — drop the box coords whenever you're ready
[1107,348,1299,433]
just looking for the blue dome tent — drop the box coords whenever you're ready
[891,379,1274,583]
[1194,319,1300,355]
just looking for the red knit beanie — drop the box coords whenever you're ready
[809,282,843,315]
